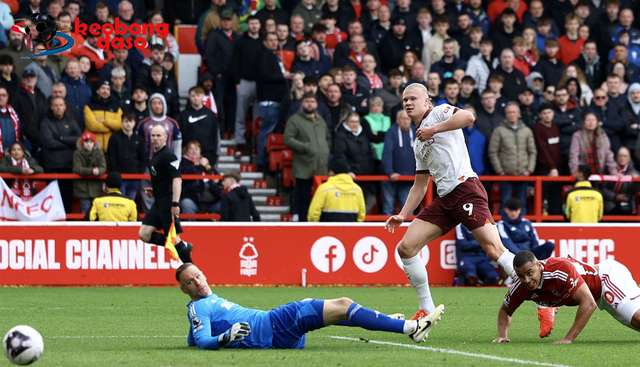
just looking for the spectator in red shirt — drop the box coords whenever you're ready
[558,14,585,66]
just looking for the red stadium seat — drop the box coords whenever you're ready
[267,134,285,152]
[282,166,294,188]
[282,150,293,167]
[174,25,198,54]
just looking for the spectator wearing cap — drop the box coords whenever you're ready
[533,103,563,213]
[532,39,563,88]
[197,0,239,55]
[204,8,239,137]
[491,48,526,101]
[23,43,59,98]
[284,92,330,221]
[0,26,30,77]
[526,71,545,98]
[574,41,605,91]
[127,86,149,123]
[88,172,137,222]
[255,32,288,171]
[293,0,322,34]
[431,39,466,80]
[308,159,365,222]
[146,11,179,62]
[39,96,80,210]
[0,55,19,96]
[497,198,555,260]
[73,131,107,215]
[380,16,422,73]
[84,80,123,152]
[198,72,219,118]
[466,37,496,93]
[12,68,47,149]
[518,88,537,129]
[255,0,289,27]
[489,102,537,211]
[230,15,262,148]
[61,59,92,129]
[381,109,415,215]
[219,171,260,222]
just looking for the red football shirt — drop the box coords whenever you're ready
[503,257,602,315]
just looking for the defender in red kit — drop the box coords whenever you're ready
[495,251,640,344]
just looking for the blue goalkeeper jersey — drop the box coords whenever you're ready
[186,293,273,349]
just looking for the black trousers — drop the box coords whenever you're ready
[294,178,313,222]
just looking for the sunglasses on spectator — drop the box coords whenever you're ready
[594,95,607,100]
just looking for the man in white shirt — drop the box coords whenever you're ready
[385,83,516,326]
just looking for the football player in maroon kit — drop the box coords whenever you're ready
[495,251,640,344]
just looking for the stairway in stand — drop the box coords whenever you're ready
[216,139,291,221]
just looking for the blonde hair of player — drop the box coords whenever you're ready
[402,83,433,119]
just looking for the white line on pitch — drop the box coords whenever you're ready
[327,336,573,367]
[48,335,184,339]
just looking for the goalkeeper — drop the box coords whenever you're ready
[177,263,444,349]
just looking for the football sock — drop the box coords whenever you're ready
[401,254,435,313]
[497,251,516,277]
[337,303,405,334]
[149,232,166,246]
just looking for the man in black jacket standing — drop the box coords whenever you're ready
[178,86,219,165]
[232,16,262,149]
[106,112,144,200]
[219,172,260,221]
[255,32,288,171]
[205,9,239,138]
[13,69,48,152]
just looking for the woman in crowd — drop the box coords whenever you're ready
[0,142,43,199]
[568,112,617,176]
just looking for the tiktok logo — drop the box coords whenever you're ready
[353,236,388,273]
[310,236,346,273]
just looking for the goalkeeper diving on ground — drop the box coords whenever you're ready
[176,263,445,349]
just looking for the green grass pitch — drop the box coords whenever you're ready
[0,286,636,367]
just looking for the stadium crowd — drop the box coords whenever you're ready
[0,0,637,223]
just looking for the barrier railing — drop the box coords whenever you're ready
[0,173,223,221]
[312,174,640,222]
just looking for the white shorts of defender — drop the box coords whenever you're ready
[597,259,640,328]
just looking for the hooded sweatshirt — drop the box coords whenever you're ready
[136,93,182,163]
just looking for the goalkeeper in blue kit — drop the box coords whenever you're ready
[177,263,445,349]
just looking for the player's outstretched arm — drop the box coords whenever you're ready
[385,173,430,233]
[494,305,513,343]
[556,283,597,344]
[416,109,475,141]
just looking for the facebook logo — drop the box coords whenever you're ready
[310,237,346,273]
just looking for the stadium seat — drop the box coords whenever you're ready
[269,150,283,172]
[282,166,294,188]
[267,134,285,152]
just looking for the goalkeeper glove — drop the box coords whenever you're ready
[218,322,251,347]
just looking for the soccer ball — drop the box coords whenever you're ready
[3,325,44,365]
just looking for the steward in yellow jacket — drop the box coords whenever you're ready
[308,161,366,222]
[565,165,603,223]
[89,172,137,221]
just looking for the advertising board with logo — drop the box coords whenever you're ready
[0,223,634,286]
